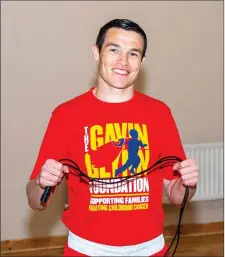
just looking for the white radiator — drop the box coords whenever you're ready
[184,142,223,201]
[163,142,224,202]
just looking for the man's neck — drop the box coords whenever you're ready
[93,84,134,103]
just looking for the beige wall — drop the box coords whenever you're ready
[1,1,223,240]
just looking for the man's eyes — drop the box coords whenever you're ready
[109,48,118,52]
[130,52,138,57]
[108,49,140,58]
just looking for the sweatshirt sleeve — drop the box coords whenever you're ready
[29,107,69,180]
[159,105,186,180]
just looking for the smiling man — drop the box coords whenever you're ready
[93,26,145,94]
[26,19,199,256]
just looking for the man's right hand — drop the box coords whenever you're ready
[36,159,69,189]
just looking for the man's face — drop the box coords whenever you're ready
[93,28,145,90]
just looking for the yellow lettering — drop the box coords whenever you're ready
[109,204,133,211]
[85,153,99,177]
[127,123,134,135]
[87,123,150,178]
[99,167,111,178]
[89,205,98,211]
[134,203,148,210]
[114,123,128,140]
[121,150,128,176]
[136,150,150,176]
[97,205,108,211]
[111,152,122,178]
[105,124,116,144]
[90,125,103,150]
[134,124,149,147]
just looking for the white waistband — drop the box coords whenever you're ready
[68,230,165,256]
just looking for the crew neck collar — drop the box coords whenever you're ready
[89,86,137,106]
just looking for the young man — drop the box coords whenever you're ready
[26,19,199,256]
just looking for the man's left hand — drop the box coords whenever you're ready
[173,159,199,187]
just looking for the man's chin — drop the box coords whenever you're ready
[109,84,134,90]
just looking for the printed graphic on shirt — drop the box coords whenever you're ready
[84,123,150,212]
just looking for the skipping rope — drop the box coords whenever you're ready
[40,156,190,257]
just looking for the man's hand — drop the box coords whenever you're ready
[36,159,69,189]
[173,158,199,188]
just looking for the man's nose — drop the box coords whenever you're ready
[116,54,128,66]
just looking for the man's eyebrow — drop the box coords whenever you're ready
[129,48,143,55]
[105,43,120,48]
[105,43,143,55]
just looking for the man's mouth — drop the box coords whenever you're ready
[112,68,129,75]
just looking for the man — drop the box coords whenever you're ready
[26,19,199,256]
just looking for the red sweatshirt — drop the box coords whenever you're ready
[30,88,186,246]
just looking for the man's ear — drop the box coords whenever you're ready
[92,45,100,62]
[141,56,146,66]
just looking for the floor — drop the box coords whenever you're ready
[2,233,224,256]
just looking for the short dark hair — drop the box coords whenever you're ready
[96,19,147,58]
